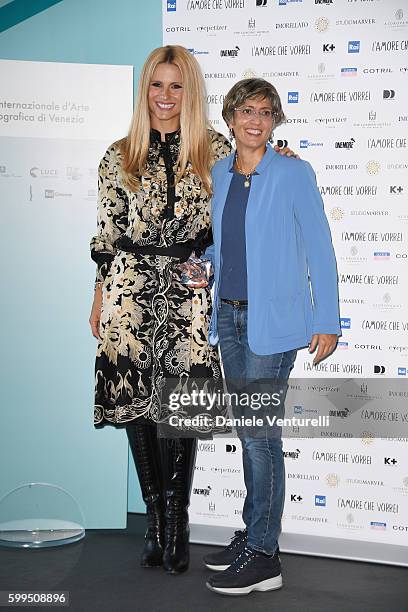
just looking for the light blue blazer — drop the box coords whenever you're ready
[206,144,341,355]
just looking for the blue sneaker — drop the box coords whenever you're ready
[203,530,248,571]
[206,545,282,596]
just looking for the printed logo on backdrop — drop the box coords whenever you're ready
[253,44,311,57]
[340,67,358,77]
[188,48,210,55]
[325,474,340,487]
[186,0,246,9]
[353,113,391,129]
[346,477,384,488]
[389,185,404,193]
[196,24,228,34]
[223,488,246,498]
[315,495,326,507]
[334,137,355,149]
[287,91,299,103]
[163,0,408,549]
[315,115,347,128]
[384,9,408,29]
[242,68,257,78]
[338,498,399,514]
[204,71,237,79]
[166,25,191,32]
[279,0,304,6]
[366,160,380,175]
[362,67,392,76]
[315,17,329,32]
[276,19,308,29]
[310,90,371,103]
[336,18,376,27]
[283,449,301,459]
[300,139,323,149]
[312,451,372,464]
[66,166,83,180]
[30,166,58,178]
[233,18,271,36]
[392,477,408,496]
[44,189,72,199]
[330,207,345,221]
[337,513,364,531]
[307,62,335,80]
[371,293,403,311]
[211,466,241,475]
[383,90,396,100]
[291,514,328,524]
[392,525,408,531]
[348,40,360,53]
[372,39,408,52]
[197,442,216,453]
[220,46,240,57]
[0,164,22,178]
[193,485,212,496]
[288,472,320,481]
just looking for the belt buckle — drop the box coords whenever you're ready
[222,298,247,306]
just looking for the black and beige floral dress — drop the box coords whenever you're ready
[90,128,231,433]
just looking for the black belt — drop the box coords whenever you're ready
[115,236,193,262]
[221,298,248,306]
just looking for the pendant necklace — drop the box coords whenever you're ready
[235,154,256,188]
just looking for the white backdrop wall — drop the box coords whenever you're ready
[0,60,133,528]
[163,0,408,563]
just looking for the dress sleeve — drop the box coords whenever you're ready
[90,144,129,282]
[209,129,232,163]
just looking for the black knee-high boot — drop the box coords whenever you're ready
[158,437,197,574]
[126,421,165,567]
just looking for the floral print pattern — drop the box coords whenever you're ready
[91,129,231,430]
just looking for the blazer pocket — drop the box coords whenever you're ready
[268,293,304,338]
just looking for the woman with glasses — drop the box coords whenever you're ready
[89,49,296,576]
[203,78,340,596]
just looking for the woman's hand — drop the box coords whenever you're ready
[89,285,102,340]
[274,144,299,159]
[309,334,338,365]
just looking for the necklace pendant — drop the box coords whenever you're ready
[244,178,250,188]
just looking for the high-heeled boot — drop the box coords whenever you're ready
[159,437,197,574]
[126,421,165,567]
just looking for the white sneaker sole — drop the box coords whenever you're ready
[206,574,283,596]
[204,562,230,571]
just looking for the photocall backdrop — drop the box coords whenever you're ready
[0,59,133,528]
[163,0,408,565]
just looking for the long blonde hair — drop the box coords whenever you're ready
[121,46,212,194]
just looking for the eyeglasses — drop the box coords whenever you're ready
[233,107,277,120]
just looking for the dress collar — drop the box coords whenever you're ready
[150,128,180,144]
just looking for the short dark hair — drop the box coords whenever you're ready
[222,78,286,127]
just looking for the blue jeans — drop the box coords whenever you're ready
[218,301,297,555]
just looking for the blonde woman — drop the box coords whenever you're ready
[89,46,295,575]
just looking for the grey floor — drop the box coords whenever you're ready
[0,514,406,612]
